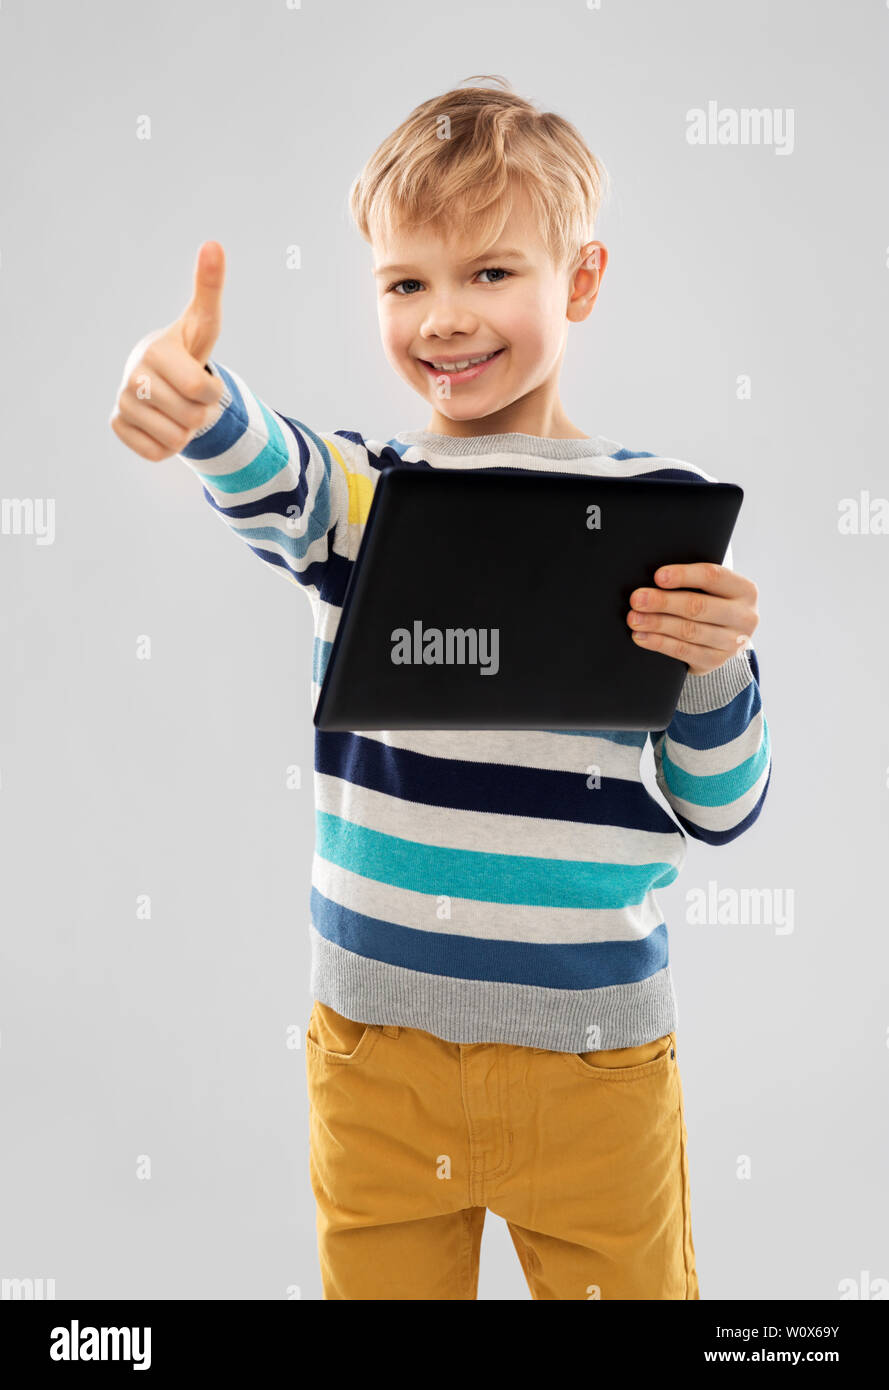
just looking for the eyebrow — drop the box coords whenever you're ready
[373,248,531,278]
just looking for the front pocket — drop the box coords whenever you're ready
[305,1000,380,1066]
[565,1031,676,1081]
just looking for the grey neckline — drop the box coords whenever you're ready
[393,429,613,460]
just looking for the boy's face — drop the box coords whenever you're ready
[371,185,606,436]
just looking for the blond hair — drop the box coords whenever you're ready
[348,75,610,273]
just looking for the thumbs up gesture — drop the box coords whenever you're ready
[110,241,228,460]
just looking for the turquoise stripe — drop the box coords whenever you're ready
[197,401,330,496]
[316,810,677,909]
[661,717,771,807]
[313,635,332,685]
[197,399,288,493]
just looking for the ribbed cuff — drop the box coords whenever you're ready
[190,359,232,438]
[675,646,754,714]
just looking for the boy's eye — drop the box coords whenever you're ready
[388,267,513,295]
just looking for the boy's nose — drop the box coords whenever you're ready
[421,306,478,336]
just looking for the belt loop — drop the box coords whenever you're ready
[382,1024,400,1038]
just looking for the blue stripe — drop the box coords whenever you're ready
[653,676,762,751]
[196,401,294,494]
[661,717,771,807]
[544,728,648,746]
[316,732,678,834]
[179,362,249,462]
[671,762,772,844]
[316,809,678,908]
[335,433,403,475]
[382,438,415,458]
[311,885,669,988]
[200,490,332,590]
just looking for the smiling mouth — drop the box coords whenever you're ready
[418,347,506,379]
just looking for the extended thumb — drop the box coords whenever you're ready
[181,240,225,364]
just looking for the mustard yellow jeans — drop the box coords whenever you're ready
[305,1000,699,1300]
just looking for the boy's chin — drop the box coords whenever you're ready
[422,396,506,422]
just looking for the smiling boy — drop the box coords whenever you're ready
[110,77,771,1301]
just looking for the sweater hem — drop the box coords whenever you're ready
[309,926,678,1053]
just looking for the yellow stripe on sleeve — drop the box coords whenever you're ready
[322,437,376,527]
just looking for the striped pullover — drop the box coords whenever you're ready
[179,360,772,1053]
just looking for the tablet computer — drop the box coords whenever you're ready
[313,466,743,731]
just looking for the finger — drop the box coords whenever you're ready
[179,240,225,364]
[631,627,731,668]
[627,612,743,655]
[122,361,219,431]
[650,562,752,599]
[115,393,200,455]
[141,334,225,405]
[629,586,747,629]
[110,412,177,462]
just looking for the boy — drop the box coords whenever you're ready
[110,78,770,1301]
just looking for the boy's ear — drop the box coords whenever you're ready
[567,241,608,322]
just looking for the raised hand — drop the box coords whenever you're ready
[109,240,228,461]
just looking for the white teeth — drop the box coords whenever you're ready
[429,350,499,371]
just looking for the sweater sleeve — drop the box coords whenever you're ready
[647,542,772,844]
[177,358,359,602]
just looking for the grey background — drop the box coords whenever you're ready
[1,0,887,1300]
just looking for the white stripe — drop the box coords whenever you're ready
[315,773,686,867]
[655,707,765,775]
[385,442,719,483]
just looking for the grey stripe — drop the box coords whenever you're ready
[309,927,677,1053]
[394,429,613,460]
[676,647,754,714]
